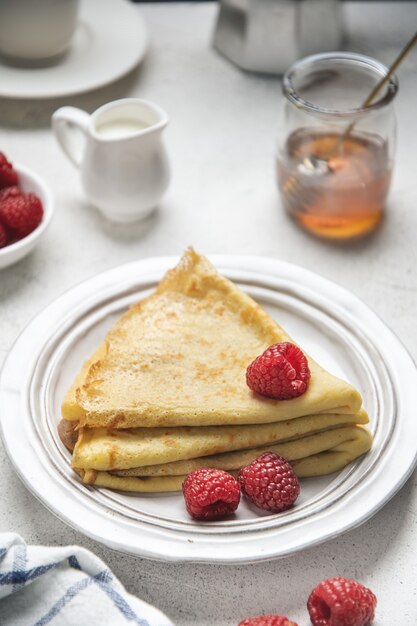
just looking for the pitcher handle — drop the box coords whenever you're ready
[52,107,91,168]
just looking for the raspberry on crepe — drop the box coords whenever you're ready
[246,342,310,400]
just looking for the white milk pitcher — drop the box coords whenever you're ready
[52,98,170,222]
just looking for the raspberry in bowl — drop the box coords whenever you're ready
[0,158,53,270]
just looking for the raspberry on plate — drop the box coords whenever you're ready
[0,191,43,239]
[0,222,9,248]
[0,152,19,189]
[246,342,310,400]
[238,452,300,512]
[238,615,298,626]
[307,577,377,626]
[182,468,241,521]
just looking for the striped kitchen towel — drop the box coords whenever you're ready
[0,533,174,626]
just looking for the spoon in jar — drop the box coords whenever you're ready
[283,30,417,206]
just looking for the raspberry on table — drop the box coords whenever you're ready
[246,342,310,400]
[238,615,298,626]
[0,191,43,239]
[307,577,377,626]
[0,152,19,189]
[182,468,241,521]
[0,221,9,248]
[238,452,300,512]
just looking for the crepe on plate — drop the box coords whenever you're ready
[60,249,372,492]
[62,248,362,428]
[78,425,372,493]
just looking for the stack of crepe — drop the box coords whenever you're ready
[59,249,372,493]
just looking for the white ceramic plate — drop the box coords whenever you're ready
[1,256,416,563]
[0,0,148,99]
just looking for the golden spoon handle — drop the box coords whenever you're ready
[362,29,417,109]
[325,30,417,160]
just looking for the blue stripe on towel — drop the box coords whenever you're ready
[95,569,113,584]
[95,578,150,626]
[68,555,82,570]
[0,535,172,626]
[32,575,95,626]
[0,562,58,585]
[12,543,27,593]
[32,570,148,626]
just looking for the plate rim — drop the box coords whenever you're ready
[0,0,148,99]
[1,254,417,563]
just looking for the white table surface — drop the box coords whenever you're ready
[1,2,416,624]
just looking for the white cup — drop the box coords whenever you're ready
[0,0,79,61]
[52,98,171,223]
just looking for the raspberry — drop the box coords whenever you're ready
[0,152,19,189]
[0,221,9,248]
[238,616,298,626]
[0,192,43,239]
[182,468,241,520]
[246,342,310,400]
[307,577,377,626]
[0,185,23,202]
[238,452,300,512]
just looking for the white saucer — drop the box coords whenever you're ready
[0,0,148,99]
[1,255,417,563]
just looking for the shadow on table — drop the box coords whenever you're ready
[79,198,161,243]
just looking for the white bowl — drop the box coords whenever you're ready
[0,163,54,270]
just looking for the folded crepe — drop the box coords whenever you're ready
[71,409,369,471]
[62,248,362,429]
[78,426,372,493]
[111,425,372,477]
[61,249,372,494]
